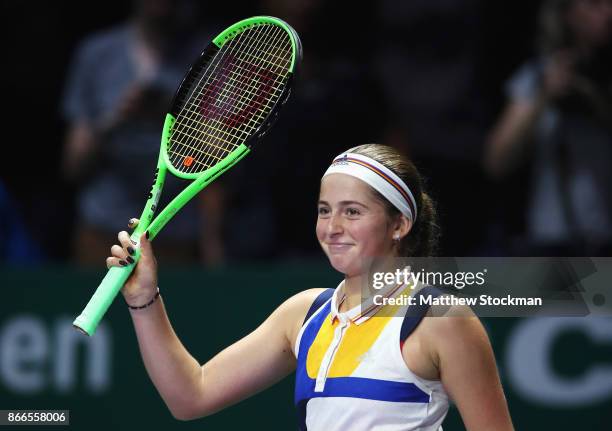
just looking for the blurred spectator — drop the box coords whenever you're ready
[61,0,218,265]
[485,0,612,255]
[374,0,489,254]
[0,180,43,263]
[376,0,485,160]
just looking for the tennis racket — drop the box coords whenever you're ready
[73,16,302,336]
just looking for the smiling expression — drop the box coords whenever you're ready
[316,174,400,277]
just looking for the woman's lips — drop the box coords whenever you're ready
[327,243,354,253]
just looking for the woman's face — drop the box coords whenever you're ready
[567,0,612,47]
[316,174,396,277]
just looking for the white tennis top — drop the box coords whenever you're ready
[294,282,449,430]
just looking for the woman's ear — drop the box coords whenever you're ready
[393,214,412,241]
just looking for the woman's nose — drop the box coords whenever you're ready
[327,212,344,235]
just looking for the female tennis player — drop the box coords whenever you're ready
[108,144,514,430]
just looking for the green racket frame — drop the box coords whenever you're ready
[73,16,301,335]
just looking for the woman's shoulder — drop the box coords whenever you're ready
[276,289,330,352]
[279,288,330,321]
[419,298,488,358]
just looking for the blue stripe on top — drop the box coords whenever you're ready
[296,296,333,430]
[303,288,334,325]
[295,297,331,405]
[304,376,430,403]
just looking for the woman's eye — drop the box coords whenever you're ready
[346,208,360,216]
[318,207,330,216]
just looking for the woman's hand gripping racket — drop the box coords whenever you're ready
[73,16,302,336]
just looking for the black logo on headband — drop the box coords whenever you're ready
[331,154,350,166]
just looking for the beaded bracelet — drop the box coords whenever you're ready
[126,288,160,310]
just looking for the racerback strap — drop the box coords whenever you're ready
[303,288,335,325]
[400,286,444,342]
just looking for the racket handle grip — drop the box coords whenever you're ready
[73,264,136,336]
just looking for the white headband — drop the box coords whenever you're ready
[322,152,417,222]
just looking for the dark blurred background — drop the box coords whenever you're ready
[1,0,611,430]
[1,0,550,264]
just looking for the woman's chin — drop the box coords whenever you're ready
[328,256,364,277]
[327,256,350,274]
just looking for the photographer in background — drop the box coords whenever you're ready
[485,0,612,256]
[61,0,219,265]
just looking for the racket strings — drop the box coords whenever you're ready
[188,24,290,140]
[174,24,290,171]
[171,36,283,171]
[171,49,217,115]
[168,23,292,174]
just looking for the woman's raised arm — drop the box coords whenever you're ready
[109,226,323,420]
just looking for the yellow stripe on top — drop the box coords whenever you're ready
[327,313,394,377]
[305,292,408,379]
[306,314,336,379]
